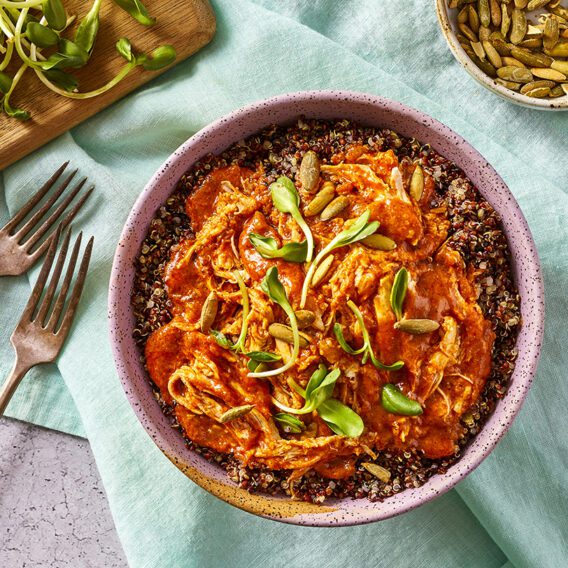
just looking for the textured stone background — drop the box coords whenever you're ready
[0,418,127,568]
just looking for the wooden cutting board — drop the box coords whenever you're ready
[0,0,216,170]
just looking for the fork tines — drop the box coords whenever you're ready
[24,225,94,335]
[0,162,93,275]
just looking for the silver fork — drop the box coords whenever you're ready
[0,226,94,415]
[0,162,93,276]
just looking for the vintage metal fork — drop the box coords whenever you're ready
[0,162,93,276]
[0,226,94,415]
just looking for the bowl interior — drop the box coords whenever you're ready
[109,91,544,526]
[436,0,568,110]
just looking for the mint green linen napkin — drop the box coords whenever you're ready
[2,0,567,566]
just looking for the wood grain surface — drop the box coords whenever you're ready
[0,0,216,170]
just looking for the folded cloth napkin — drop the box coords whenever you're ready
[2,0,567,566]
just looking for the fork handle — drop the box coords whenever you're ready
[0,359,32,416]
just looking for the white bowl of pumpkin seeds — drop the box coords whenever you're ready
[436,0,568,110]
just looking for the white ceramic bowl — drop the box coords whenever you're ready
[436,0,568,110]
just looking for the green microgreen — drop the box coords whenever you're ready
[209,270,250,354]
[269,176,314,262]
[271,363,364,437]
[381,384,423,416]
[273,413,305,434]
[390,267,408,321]
[248,233,308,263]
[248,267,300,378]
[300,210,379,308]
[112,0,156,26]
[333,300,404,371]
[74,0,101,54]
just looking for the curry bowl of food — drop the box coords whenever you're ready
[109,90,544,525]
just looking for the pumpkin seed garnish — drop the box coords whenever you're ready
[510,46,552,67]
[483,40,503,67]
[549,84,566,97]
[495,78,522,90]
[523,85,552,97]
[304,182,335,217]
[295,309,316,329]
[531,67,567,81]
[410,164,425,200]
[200,290,219,333]
[478,0,491,28]
[527,0,552,10]
[497,65,534,82]
[219,405,255,423]
[544,17,560,52]
[510,8,528,45]
[361,462,391,483]
[320,195,350,221]
[468,4,480,33]
[361,234,397,251]
[547,41,568,57]
[298,150,321,194]
[520,79,556,94]
[551,60,568,75]
[489,0,501,27]
[471,40,487,59]
[311,253,335,287]
[501,6,511,37]
[394,319,441,335]
[502,56,526,68]
[268,323,311,347]
[459,22,479,42]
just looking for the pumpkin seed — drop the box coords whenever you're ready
[546,41,568,56]
[361,234,397,251]
[468,4,480,32]
[523,85,551,97]
[518,37,543,49]
[479,25,491,40]
[200,291,218,333]
[510,8,527,44]
[298,150,320,194]
[305,182,335,216]
[478,0,491,27]
[471,40,487,58]
[501,5,511,37]
[526,25,543,37]
[531,67,567,80]
[268,323,311,347]
[497,65,533,81]
[502,55,526,67]
[320,196,350,221]
[219,405,255,423]
[295,309,316,329]
[490,0,501,26]
[394,319,441,334]
[551,60,568,74]
[510,46,552,67]
[458,6,469,23]
[312,254,335,287]
[490,34,512,55]
[549,4,568,20]
[514,0,528,8]
[459,22,479,42]
[473,55,498,76]
[483,40,503,66]
[410,165,425,200]
[549,84,566,96]
[361,462,391,483]
[495,77,522,90]
[520,79,556,93]
[527,0,551,9]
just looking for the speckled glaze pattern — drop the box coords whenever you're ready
[436,0,568,111]
[108,91,545,526]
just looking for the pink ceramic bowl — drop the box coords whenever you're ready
[108,91,544,526]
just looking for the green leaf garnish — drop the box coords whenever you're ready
[334,300,404,371]
[390,267,408,321]
[26,22,59,48]
[271,364,364,437]
[209,271,249,353]
[269,176,314,262]
[74,0,102,54]
[273,413,305,434]
[246,351,282,363]
[39,39,89,70]
[112,0,156,26]
[0,72,13,95]
[249,267,300,378]
[43,0,67,31]
[115,37,134,62]
[249,233,308,263]
[139,45,176,70]
[43,69,78,92]
[300,210,379,307]
[318,399,365,437]
[381,384,423,416]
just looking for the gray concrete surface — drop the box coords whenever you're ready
[0,417,127,568]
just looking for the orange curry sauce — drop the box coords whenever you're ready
[145,146,495,480]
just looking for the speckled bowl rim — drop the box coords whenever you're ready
[436,0,568,111]
[108,90,544,527]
